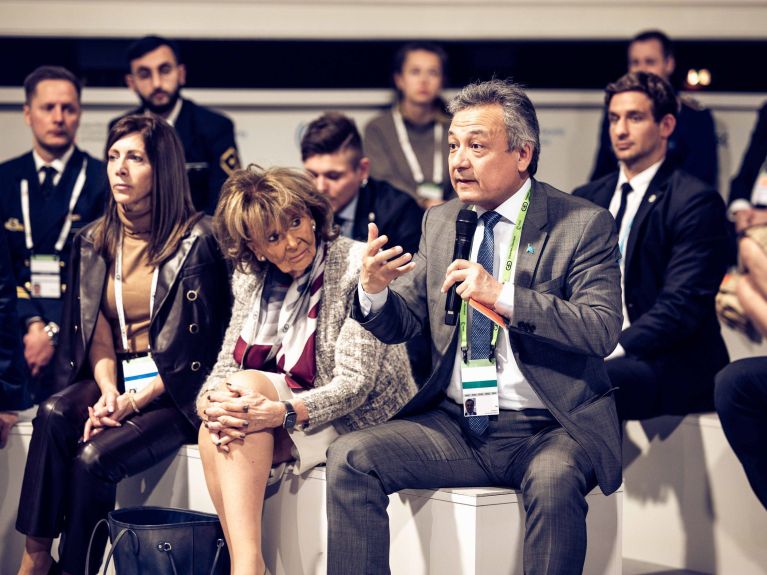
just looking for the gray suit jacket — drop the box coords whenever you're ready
[353,179,624,494]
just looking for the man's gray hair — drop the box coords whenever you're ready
[448,79,540,176]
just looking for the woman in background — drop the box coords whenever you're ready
[364,41,451,208]
[16,114,230,575]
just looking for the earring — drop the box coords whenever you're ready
[257,255,266,262]
[311,221,317,232]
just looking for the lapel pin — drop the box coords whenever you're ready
[648,194,657,203]
[526,243,535,254]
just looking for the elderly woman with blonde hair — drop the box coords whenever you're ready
[196,165,416,575]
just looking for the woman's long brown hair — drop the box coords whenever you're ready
[92,113,201,266]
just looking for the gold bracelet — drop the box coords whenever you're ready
[127,391,141,414]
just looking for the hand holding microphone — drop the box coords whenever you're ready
[442,209,504,324]
[444,209,477,325]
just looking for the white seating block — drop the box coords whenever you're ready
[2,422,622,575]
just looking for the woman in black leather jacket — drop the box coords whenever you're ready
[15,114,231,575]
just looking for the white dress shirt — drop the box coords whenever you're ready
[359,178,545,410]
[32,145,75,187]
[605,158,662,360]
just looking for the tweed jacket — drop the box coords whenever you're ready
[201,236,417,433]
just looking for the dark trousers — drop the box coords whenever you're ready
[326,398,597,575]
[15,379,196,575]
[607,352,723,420]
[715,358,767,509]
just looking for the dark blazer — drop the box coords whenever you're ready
[591,99,719,187]
[350,178,423,257]
[110,98,240,215]
[353,180,624,494]
[574,160,730,414]
[0,148,107,327]
[729,102,767,206]
[55,216,231,428]
[0,227,29,410]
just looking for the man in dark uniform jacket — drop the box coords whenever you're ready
[575,72,729,420]
[110,35,240,214]
[590,30,719,188]
[301,112,423,256]
[0,66,107,402]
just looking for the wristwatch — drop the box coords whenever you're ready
[43,321,60,347]
[282,401,297,430]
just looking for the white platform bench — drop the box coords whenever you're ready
[2,421,621,575]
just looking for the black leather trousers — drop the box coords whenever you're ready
[15,379,196,574]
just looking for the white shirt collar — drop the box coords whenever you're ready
[475,177,531,224]
[165,98,184,127]
[32,144,75,176]
[617,158,664,196]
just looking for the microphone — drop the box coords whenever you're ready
[444,209,478,325]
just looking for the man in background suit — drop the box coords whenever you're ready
[301,111,428,382]
[575,72,729,420]
[590,30,718,187]
[0,65,106,403]
[111,35,240,214]
[301,112,423,256]
[326,79,623,575]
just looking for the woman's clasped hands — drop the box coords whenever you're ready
[82,386,142,441]
[201,382,285,452]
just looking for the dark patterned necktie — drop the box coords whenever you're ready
[614,182,633,231]
[40,166,57,199]
[466,210,502,437]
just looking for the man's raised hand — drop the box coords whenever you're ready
[360,223,415,294]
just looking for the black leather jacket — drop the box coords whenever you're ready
[55,216,231,429]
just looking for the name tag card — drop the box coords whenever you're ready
[461,359,500,417]
[122,355,159,394]
[30,254,60,298]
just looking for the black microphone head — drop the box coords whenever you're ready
[455,209,478,238]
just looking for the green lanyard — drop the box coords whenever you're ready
[459,187,532,363]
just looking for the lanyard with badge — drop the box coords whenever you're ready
[392,106,443,201]
[20,159,87,298]
[116,234,161,394]
[459,188,531,417]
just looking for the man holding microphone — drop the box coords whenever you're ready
[325,79,624,575]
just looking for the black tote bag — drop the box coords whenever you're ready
[86,506,230,575]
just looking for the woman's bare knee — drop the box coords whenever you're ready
[228,370,279,401]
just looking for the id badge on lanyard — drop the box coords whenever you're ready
[30,254,61,298]
[20,159,87,299]
[116,234,160,393]
[392,107,443,199]
[123,355,159,394]
[461,359,500,417]
[459,188,531,419]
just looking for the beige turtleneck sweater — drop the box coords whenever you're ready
[101,204,154,353]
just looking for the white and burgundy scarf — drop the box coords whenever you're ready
[233,242,326,390]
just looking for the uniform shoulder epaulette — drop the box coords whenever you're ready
[680,94,706,112]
